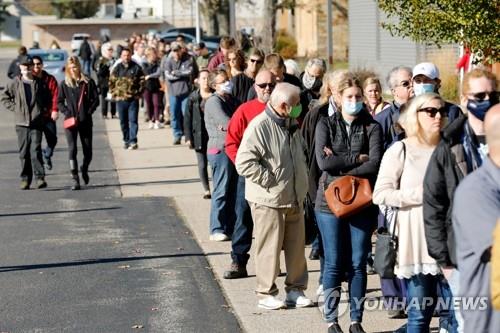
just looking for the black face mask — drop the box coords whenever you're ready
[310,78,323,94]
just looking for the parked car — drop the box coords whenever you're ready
[28,49,68,83]
[71,33,90,53]
[159,32,219,53]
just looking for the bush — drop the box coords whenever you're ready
[274,30,297,59]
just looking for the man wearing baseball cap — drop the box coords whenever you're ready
[1,55,50,189]
[412,62,460,121]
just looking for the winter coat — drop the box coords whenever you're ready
[57,78,99,126]
[314,109,383,212]
[109,61,145,101]
[184,89,209,151]
[236,106,309,208]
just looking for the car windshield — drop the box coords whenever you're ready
[36,53,65,62]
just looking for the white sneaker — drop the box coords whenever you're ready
[258,296,286,310]
[155,121,164,129]
[316,284,324,297]
[285,290,314,308]
[148,121,154,129]
[209,233,229,242]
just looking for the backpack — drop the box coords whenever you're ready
[492,220,500,310]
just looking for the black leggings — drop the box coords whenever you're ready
[65,123,93,168]
[195,148,210,192]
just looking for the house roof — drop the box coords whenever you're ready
[30,17,167,26]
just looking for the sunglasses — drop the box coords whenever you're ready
[469,91,498,102]
[250,58,263,64]
[397,80,411,88]
[256,82,276,89]
[418,107,446,118]
[33,62,42,66]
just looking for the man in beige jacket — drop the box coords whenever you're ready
[236,82,313,310]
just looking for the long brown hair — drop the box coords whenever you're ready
[64,55,88,87]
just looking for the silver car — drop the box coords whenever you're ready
[28,49,69,83]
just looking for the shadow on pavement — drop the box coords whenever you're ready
[0,206,121,218]
[0,252,226,272]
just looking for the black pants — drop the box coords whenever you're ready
[65,122,93,169]
[15,125,45,182]
[100,89,116,117]
[195,147,210,192]
[42,119,58,158]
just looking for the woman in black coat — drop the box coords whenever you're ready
[58,56,99,190]
[184,69,212,199]
[314,75,382,333]
[95,42,116,118]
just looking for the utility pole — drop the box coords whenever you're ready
[229,0,236,37]
[195,0,201,42]
[327,0,333,66]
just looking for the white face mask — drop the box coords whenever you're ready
[343,101,363,115]
[220,80,233,94]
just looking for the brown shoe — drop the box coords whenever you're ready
[223,262,248,279]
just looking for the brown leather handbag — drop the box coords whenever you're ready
[324,175,372,219]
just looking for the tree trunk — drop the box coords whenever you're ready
[259,0,277,53]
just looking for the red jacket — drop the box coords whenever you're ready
[225,98,266,164]
[207,51,225,71]
[39,70,58,116]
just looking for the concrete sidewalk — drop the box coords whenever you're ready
[105,112,418,333]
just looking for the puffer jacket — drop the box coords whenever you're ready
[423,110,472,268]
[314,109,383,212]
[236,106,308,208]
[1,76,49,127]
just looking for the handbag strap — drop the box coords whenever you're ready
[386,141,406,241]
[334,177,358,204]
[77,82,86,114]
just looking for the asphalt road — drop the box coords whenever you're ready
[0,57,241,332]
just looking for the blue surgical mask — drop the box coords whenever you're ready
[343,101,363,115]
[413,83,435,96]
[220,80,233,94]
[467,99,494,121]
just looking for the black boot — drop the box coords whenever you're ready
[80,165,89,185]
[70,160,81,190]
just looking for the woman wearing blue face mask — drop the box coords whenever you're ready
[314,76,383,333]
[204,69,240,241]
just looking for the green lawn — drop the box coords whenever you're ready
[0,40,21,48]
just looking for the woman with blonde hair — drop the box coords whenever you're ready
[314,75,382,333]
[373,93,447,332]
[363,76,389,116]
[143,46,163,129]
[57,56,99,190]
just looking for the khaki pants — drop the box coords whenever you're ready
[250,203,308,299]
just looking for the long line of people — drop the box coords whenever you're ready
[2,33,499,333]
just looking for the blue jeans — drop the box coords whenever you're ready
[437,275,459,333]
[169,93,189,140]
[448,269,463,333]
[230,175,254,266]
[82,59,91,76]
[117,99,139,145]
[405,274,439,333]
[207,151,236,235]
[315,208,376,323]
[42,119,57,158]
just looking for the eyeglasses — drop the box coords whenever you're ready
[468,91,498,102]
[418,107,446,118]
[256,82,276,89]
[250,58,263,64]
[397,80,411,88]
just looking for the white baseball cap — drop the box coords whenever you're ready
[412,62,440,80]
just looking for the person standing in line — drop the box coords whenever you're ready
[363,76,390,116]
[1,56,49,189]
[31,55,59,171]
[143,47,163,129]
[230,48,265,105]
[57,56,99,190]
[184,69,213,199]
[453,103,500,333]
[423,68,498,333]
[314,76,382,333]
[205,69,239,241]
[207,36,236,71]
[373,93,447,333]
[162,41,197,145]
[95,42,117,119]
[236,82,313,310]
[223,70,277,279]
[109,47,145,150]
